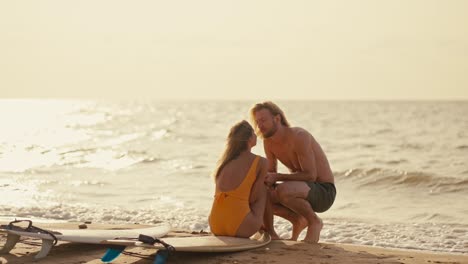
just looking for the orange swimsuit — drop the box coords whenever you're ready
[209,156,260,236]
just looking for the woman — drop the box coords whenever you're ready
[209,120,268,238]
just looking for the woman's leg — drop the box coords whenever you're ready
[235,184,268,237]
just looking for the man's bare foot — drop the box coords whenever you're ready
[302,218,323,243]
[290,216,308,241]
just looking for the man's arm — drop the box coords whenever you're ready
[275,132,317,182]
[263,141,279,187]
[264,141,277,173]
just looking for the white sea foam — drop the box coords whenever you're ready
[2,206,467,254]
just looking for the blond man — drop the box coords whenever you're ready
[250,101,336,243]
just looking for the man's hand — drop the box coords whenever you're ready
[264,172,278,187]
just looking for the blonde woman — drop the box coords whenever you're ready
[209,120,268,238]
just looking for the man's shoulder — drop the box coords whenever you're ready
[290,127,313,139]
[289,127,317,151]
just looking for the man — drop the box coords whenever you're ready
[250,101,336,243]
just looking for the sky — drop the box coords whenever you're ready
[1,0,467,100]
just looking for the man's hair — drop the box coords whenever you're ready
[250,101,290,132]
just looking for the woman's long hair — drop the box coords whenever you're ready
[214,120,254,180]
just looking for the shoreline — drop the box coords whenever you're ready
[1,222,466,264]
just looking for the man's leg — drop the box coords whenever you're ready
[276,181,323,243]
[272,203,308,240]
[267,186,308,240]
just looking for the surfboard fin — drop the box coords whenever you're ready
[154,250,169,264]
[101,245,126,263]
[0,233,20,254]
[35,239,54,259]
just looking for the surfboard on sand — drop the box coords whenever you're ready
[0,220,171,260]
[100,231,272,263]
[105,231,271,252]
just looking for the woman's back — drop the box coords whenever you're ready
[216,153,257,193]
[209,153,261,236]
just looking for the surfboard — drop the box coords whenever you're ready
[104,231,271,252]
[0,222,171,260]
[100,232,271,263]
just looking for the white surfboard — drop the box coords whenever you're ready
[104,231,271,252]
[0,222,171,260]
[99,231,271,263]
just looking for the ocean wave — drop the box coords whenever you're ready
[139,157,161,164]
[397,143,425,150]
[374,159,409,165]
[373,128,394,135]
[409,212,459,222]
[59,147,98,156]
[359,143,376,149]
[336,168,468,193]
[69,180,108,187]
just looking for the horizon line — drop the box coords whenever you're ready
[1,97,468,102]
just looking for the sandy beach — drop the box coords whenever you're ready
[1,222,466,264]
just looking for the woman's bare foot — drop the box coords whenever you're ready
[302,217,323,243]
[269,231,281,240]
[263,227,281,240]
[290,216,308,241]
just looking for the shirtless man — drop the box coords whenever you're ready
[250,101,336,243]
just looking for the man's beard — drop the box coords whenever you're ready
[262,123,278,138]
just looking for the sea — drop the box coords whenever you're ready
[0,99,467,254]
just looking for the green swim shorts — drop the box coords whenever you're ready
[306,182,336,213]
